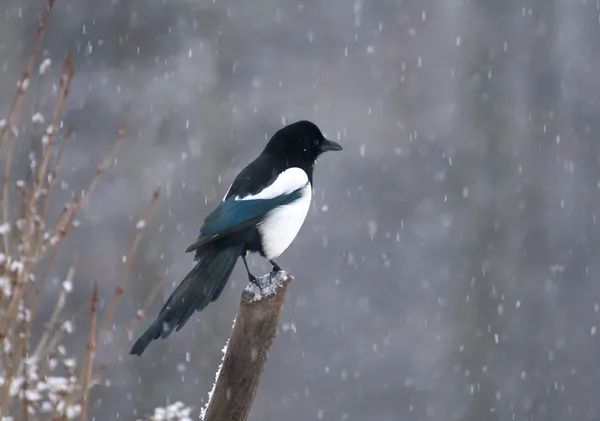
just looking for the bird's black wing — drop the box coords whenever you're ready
[184,189,304,253]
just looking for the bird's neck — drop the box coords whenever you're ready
[304,165,314,185]
[279,157,314,185]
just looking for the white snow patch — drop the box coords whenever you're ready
[244,271,289,301]
[62,280,73,293]
[19,78,30,91]
[367,220,378,240]
[200,318,235,420]
[281,322,297,333]
[150,401,192,421]
[61,320,74,334]
[10,259,24,274]
[39,58,52,75]
[32,112,45,124]
[0,276,11,296]
[0,223,10,235]
[65,405,81,419]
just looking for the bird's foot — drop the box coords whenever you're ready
[249,275,263,293]
[269,260,282,277]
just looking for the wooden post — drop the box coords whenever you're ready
[202,271,292,421]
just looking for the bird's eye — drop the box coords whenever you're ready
[312,138,320,146]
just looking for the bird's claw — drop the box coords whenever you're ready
[249,276,263,293]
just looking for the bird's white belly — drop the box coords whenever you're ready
[258,184,312,260]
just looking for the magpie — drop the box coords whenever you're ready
[130,120,342,356]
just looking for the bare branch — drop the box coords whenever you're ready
[98,270,167,372]
[0,58,73,338]
[98,187,160,336]
[80,282,99,421]
[0,0,57,254]
[32,265,75,358]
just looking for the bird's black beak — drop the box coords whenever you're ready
[319,138,343,152]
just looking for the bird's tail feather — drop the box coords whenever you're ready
[129,245,242,356]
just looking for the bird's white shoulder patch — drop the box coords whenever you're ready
[235,167,308,201]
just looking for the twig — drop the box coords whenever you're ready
[27,124,126,330]
[39,124,73,223]
[202,271,292,421]
[24,57,73,252]
[18,288,33,421]
[37,301,87,381]
[37,123,128,256]
[0,347,14,418]
[77,122,129,211]
[0,292,31,420]
[98,187,160,336]
[98,271,166,371]
[29,57,72,208]
[68,267,169,405]
[0,58,73,339]
[0,0,56,254]
[32,265,75,358]
[80,282,99,421]
[28,215,73,327]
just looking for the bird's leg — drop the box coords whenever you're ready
[241,253,257,282]
[242,253,262,291]
[269,259,282,277]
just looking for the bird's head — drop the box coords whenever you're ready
[263,120,342,170]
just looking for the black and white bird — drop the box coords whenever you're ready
[130,120,342,356]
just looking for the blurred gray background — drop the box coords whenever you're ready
[2,0,600,420]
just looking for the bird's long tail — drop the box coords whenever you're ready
[130,245,243,356]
